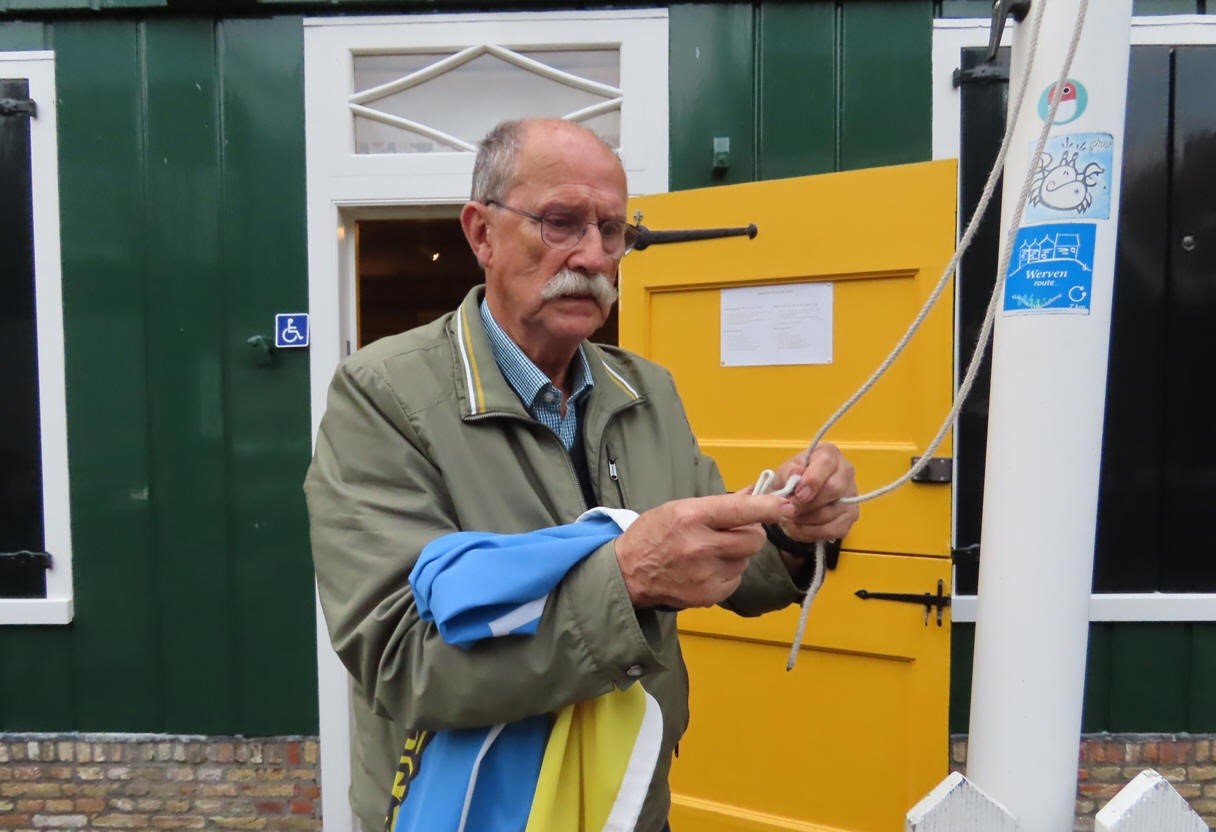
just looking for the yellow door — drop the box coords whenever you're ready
[620,161,957,832]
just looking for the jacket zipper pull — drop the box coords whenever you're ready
[606,444,627,508]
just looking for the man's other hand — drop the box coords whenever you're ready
[773,443,860,544]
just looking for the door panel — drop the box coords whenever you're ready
[676,552,949,832]
[621,161,956,831]
[1164,46,1216,591]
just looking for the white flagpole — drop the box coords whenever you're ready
[966,1,1134,829]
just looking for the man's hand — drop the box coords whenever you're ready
[615,492,796,609]
[774,443,860,545]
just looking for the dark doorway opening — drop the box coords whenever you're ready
[355,215,619,347]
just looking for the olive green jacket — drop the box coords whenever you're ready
[305,287,803,832]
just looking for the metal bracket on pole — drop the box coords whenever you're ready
[986,0,1032,62]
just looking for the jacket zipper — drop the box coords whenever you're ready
[469,402,642,511]
[605,443,628,508]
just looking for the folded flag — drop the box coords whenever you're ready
[389,508,663,832]
[410,511,627,646]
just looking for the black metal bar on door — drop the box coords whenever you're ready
[633,223,757,251]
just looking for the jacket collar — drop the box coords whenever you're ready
[450,285,643,421]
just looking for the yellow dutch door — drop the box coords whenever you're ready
[620,160,957,832]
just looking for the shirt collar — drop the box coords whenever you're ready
[479,299,595,408]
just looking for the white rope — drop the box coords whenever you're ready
[762,0,1092,670]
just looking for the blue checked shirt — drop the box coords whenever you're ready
[480,300,594,450]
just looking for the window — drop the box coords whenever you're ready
[0,52,72,624]
[351,47,623,154]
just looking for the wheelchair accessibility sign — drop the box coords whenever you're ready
[1004,223,1096,315]
[275,313,310,348]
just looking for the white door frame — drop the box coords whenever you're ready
[0,52,73,627]
[933,14,1216,624]
[303,11,669,830]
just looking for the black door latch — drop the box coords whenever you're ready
[855,578,950,627]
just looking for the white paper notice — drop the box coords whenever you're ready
[720,282,833,367]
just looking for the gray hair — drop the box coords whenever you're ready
[470,118,618,203]
[470,120,527,203]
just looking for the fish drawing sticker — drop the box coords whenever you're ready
[1004,222,1097,315]
[1026,133,1114,222]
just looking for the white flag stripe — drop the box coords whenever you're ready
[487,597,548,637]
[603,690,664,831]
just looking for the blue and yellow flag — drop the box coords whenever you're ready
[389,509,663,832]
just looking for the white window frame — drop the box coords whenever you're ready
[0,52,72,626]
[934,15,1216,623]
[304,13,668,830]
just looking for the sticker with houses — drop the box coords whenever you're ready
[1004,222,1096,315]
[1026,132,1114,222]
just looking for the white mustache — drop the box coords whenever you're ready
[539,269,618,310]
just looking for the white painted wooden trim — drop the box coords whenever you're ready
[953,593,1216,623]
[1094,769,1208,831]
[346,105,478,152]
[0,599,73,626]
[0,51,73,626]
[304,12,669,831]
[314,590,356,832]
[906,771,1018,831]
[934,16,1216,626]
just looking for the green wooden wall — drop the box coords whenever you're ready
[0,1,1212,737]
[953,624,1216,734]
[0,17,315,736]
[669,2,933,189]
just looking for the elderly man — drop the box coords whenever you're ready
[306,117,859,832]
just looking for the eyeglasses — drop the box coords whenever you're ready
[485,200,641,256]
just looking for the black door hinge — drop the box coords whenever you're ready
[855,578,950,627]
[952,544,980,567]
[910,456,952,484]
[0,551,53,599]
[0,97,37,118]
[0,551,52,567]
[952,63,1011,87]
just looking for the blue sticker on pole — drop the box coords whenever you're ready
[1027,133,1114,222]
[275,313,310,348]
[1004,223,1096,315]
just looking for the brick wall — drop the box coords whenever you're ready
[0,735,320,831]
[6,732,1213,829]
[951,733,1216,831]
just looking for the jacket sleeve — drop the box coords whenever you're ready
[305,360,666,731]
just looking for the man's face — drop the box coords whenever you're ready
[469,123,629,362]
